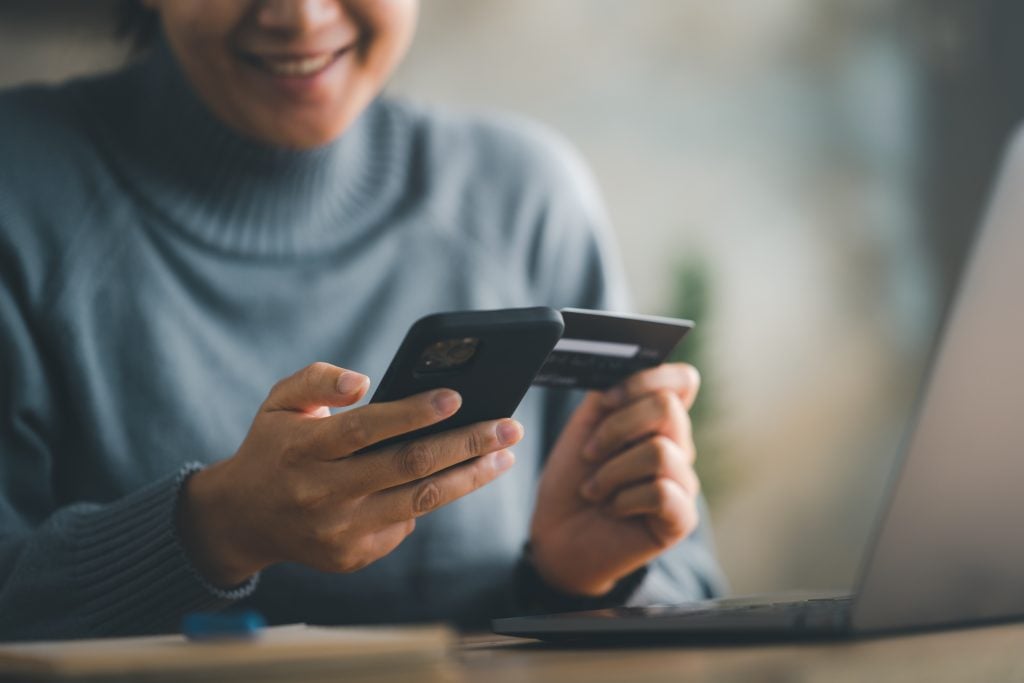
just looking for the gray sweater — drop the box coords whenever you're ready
[0,46,725,640]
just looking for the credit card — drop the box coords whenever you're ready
[532,308,693,390]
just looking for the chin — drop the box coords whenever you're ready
[254,113,358,150]
[277,130,340,150]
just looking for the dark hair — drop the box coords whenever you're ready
[115,0,160,54]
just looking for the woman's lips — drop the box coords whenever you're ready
[240,47,351,79]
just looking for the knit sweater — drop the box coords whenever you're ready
[0,45,725,640]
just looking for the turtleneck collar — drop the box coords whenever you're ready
[73,42,407,257]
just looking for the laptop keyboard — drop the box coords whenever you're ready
[609,594,854,633]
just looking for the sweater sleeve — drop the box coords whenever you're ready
[0,251,257,641]
[508,122,728,613]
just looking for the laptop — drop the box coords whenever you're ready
[493,126,1024,642]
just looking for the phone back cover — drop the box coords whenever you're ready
[368,307,564,448]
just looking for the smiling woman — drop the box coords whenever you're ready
[136,0,418,148]
[0,0,724,640]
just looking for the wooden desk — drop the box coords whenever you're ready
[3,622,1022,681]
[457,622,1024,683]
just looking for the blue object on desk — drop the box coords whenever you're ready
[182,610,266,641]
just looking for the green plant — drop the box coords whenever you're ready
[665,254,730,508]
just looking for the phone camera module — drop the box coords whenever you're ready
[416,337,480,373]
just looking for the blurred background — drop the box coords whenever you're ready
[3,0,1023,596]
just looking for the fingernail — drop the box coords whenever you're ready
[580,479,598,500]
[431,389,461,416]
[493,450,516,472]
[337,372,368,395]
[496,419,522,446]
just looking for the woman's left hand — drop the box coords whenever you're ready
[529,363,702,597]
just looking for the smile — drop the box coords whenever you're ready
[241,47,351,78]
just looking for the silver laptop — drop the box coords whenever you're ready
[493,126,1024,641]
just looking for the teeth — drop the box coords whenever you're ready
[262,53,333,76]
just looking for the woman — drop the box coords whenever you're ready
[0,0,724,639]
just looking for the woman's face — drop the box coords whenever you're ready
[145,0,418,149]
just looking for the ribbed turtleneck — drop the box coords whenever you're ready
[69,43,408,257]
[0,50,726,638]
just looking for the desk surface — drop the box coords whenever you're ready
[3,622,1022,681]
[456,622,1024,683]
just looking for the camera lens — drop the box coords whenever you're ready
[416,337,480,372]
[445,338,477,363]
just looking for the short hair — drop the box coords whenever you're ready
[115,0,160,54]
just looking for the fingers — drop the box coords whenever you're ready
[579,435,698,504]
[305,388,464,459]
[263,362,370,414]
[362,449,517,526]
[607,478,700,546]
[583,388,690,463]
[343,418,523,493]
[603,363,701,411]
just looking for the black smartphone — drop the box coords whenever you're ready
[364,306,565,450]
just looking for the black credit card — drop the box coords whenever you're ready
[532,308,693,390]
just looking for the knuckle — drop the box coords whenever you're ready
[330,552,366,574]
[412,480,442,516]
[633,372,656,395]
[469,467,484,492]
[280,436,306,465]
[285,471,326,510]
[306,361,330,374]
[653,478,676,505]
[670,397,689,423]
[343,414,371,450]
[268,376,289,401]
[465,427,487,456]
[648,435,676,472]
[469,457,492,490]
[686,467,703,496]
[683,438,697,465]
[683,363,702,391]
[682,497,700,534]
[325,537,369,573]
[292,481,327,511]
[396,441,435,479]
[311,523,340,548]
[650,388,677,417]
[589,427,608,453]
[305,361,333,386]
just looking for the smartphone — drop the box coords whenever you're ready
[363,306,565,451]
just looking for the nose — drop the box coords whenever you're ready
[256,0,343,33]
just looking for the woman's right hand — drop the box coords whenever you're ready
[177,362,522,587]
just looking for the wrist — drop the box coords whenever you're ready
[527,537,616,597]
[516,542,649,614]
[176,461,262,588]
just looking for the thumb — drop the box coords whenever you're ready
[262,362,370,414]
